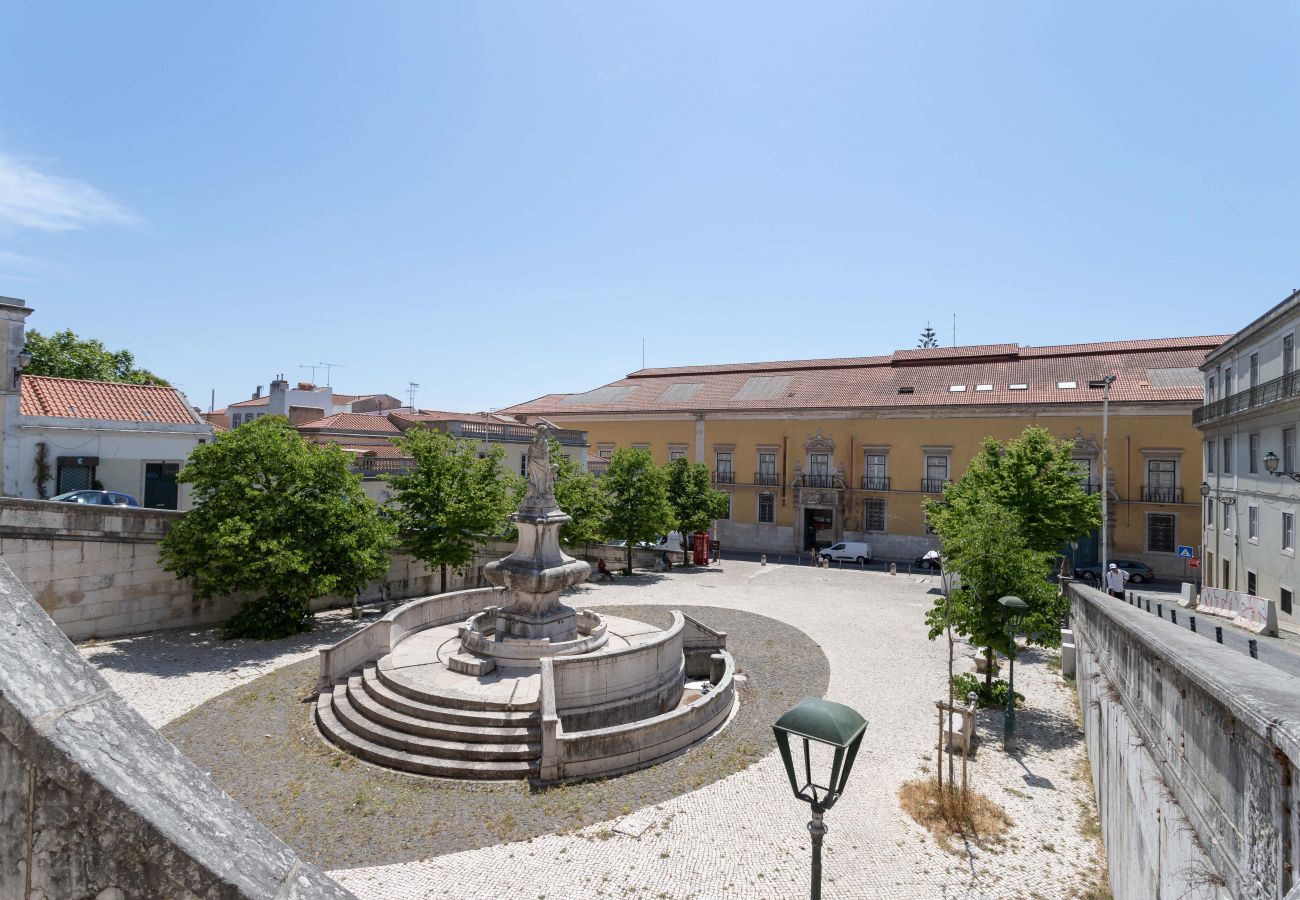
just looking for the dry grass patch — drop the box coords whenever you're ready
[897,778,1012,854]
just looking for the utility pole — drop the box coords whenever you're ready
[318,361,344,386]
[407,382,419,412]
[1091,375,1117,576]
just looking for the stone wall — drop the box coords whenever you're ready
[1069,580,1300,900]
[0,556,354,899]
[0,497,509,641]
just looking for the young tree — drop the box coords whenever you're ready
[918,323,940,349]
[663,457,729,560]
[603,447,675,574]
[929,426,1101,556]
[551,441,610,549]
[160,417,394,639]
[924,500,1063,686]
[386,428,524,593]
[25,328,170,385]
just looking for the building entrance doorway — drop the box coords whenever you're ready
[144,462,180,509]
[803,508,834,551]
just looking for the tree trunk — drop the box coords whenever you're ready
[946,595,955,791]
[625,542,633,575]
[984,646,994,689]
[440,563,448,594]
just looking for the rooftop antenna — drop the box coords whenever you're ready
[407,382,419,413]
[298,363,319,383]
[318,361,345,386]
[642,337,646,369]
[952,314,957,347]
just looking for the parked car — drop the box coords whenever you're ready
[818,541,872,563]
[915,550,942,571]
[1074,560,1156,584]
[50,490,139,507]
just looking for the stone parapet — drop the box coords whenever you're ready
[1069,580,1300,900]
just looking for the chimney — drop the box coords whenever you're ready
[269,377,290,416]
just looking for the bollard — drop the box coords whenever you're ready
[1215,626,1223,644]
[1157,603,1163,618]
[890,562,897,576]
[1145,598,1151,612]
[760,554,767,566]
[1190,616,1196,633]
[1170,610,1176,626]
[1249,639,1259,659]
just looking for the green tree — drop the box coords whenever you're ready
[918,323,939,349]
[924,500,1063,685]
[927,426,1101,556]
[603,447,675,574]
[551,441,609,548]
[386,428,523,593]
[160,417,394,639]
[663,457,729,560]
[25,328,170,385]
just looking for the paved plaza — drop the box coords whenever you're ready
[80,561,1107,899]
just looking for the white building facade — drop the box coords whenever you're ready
[1195,288,1300,631]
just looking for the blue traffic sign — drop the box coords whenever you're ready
[1177,545,1195,559]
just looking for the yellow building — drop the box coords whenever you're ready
[504,337,1227,577]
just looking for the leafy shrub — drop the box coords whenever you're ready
[950,673,1024,709]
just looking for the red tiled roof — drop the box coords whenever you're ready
[389,410,518,424]
[340,443,406,457]
[296,412,401,433]
[21,375,202,425]
[501,336,1231,416]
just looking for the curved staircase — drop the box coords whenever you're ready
[315,661,542,779]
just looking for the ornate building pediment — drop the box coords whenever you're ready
[1066,427,1100,457]
[805,430,835,453]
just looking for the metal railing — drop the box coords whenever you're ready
[1141,485,1183,504]
[754,471,781,486]
[801,474,836,488]
[1079,482,1102,494]
[587,458,610,476]
[713,470,736,484]
[352,457,412,477]
[921,478,949,493]
[860,476,890,491]
[1193,370,1300,425]
[445,420,587,445]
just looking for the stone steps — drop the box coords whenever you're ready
[358,664,537,728]
[344,675,539,744]
[329,684,540,762]
[315,694,539,780]
[446,651,496,677]
[376,659,540,712]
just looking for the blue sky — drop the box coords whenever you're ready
[2,2,1298,413]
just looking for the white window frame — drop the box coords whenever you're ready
[757,492,775,524]
[1249,504,1259,543]
[1222,500,1233,534]
[597,443,614,459]
[1285,512,1295,555]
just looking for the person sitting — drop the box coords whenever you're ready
[596,559,615,582]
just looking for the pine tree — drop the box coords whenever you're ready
[918,323,939,348]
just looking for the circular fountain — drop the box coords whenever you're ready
[315,426,736,781]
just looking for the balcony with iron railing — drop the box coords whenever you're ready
[1079,482,1102,494]
[1141,485,1183,504]
[587,457,610,476]
[1194,371,1300,426]
[754,471,781,486]
[860,475,890,491]
[445,420,588,446]
[352,457,413,478]
[713,470,736,484]
[921,477,949,493]
[801,473,837,488]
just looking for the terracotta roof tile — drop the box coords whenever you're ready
[296,412,401,433]
[501,336,1229,416]
[21,375,202,425]
[228,396,269,408]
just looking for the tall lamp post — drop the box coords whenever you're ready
[998,595,1028,753]
[773,697,868,900]
[1088,376,1117,574]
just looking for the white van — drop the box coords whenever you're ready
[818,541,872,563]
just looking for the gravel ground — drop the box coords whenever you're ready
[160,604,828,871]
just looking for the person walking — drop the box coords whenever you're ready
[1104,562,1129,598]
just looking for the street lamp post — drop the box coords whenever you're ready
[773,697,869,900]
[1089,376,1117,574]
[997,595,1029,753]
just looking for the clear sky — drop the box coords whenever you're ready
[2,2,1298,413]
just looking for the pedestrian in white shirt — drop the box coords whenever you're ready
[1104,562,1128,598]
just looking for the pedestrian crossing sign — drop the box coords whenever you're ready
[1177,545,1194,558]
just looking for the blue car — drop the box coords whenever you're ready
[50,490,139,507]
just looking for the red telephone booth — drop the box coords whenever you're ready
[693,532,710,565]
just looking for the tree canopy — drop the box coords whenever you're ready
[603,447,675,573]
[25,328,169,385]
[664,457,729,551]
[160,416,394,639]
[385,427,523,592]
[917,323,939,349]
[551,441,609,547]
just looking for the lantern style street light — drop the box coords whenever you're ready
[1264,450,1300,482]
[773,697,868,900]
[997,595,1029,752]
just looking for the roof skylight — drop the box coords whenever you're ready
[1008,384,1028,391]
[1057,381,1078,389]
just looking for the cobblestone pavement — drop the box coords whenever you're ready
[78,609,364,727]
[80,562,1107,898]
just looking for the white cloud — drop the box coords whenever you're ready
[0,153,134,232]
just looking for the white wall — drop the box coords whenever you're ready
[17,420,210,510]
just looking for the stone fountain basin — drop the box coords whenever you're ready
[458,607,609,668]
